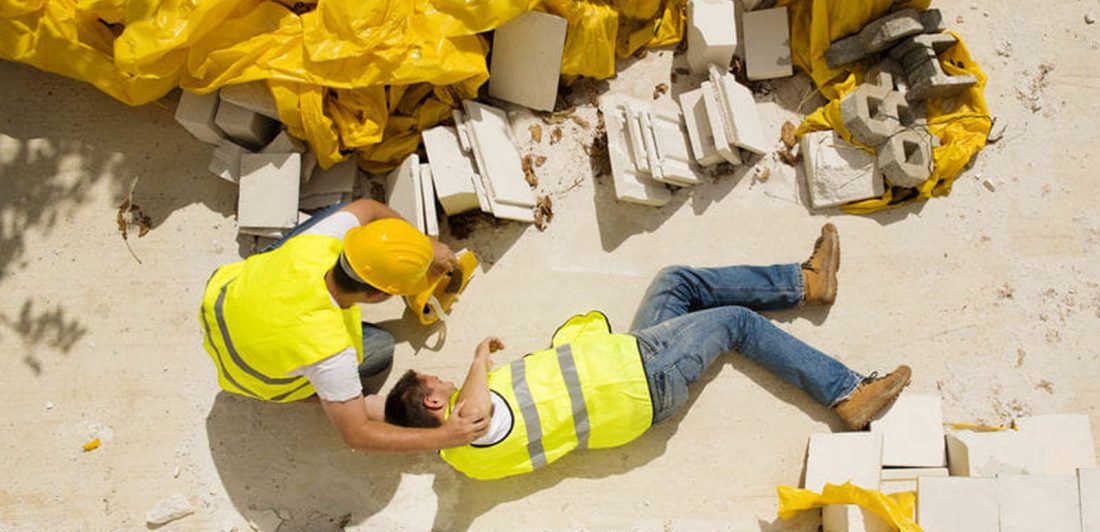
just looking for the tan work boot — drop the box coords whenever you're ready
[802,223,840,305]
[833,365,912,430]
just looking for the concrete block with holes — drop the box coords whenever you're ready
[687,0,737,73]
[600,94,672,206]
[917,477,999,532]
[998,474,1082,532]
[175,91,226,145]
[1081,468,1100,532]
[877,129,932,188]
[214,101,280,150]
[840,72,914,147]
[488,12,567,112]
[870,393,946,467]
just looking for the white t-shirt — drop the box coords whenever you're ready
[286,211,366,402]
[469,391,513,447]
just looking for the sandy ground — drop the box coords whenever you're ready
[1,2,1099,531]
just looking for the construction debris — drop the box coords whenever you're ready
[824,9,943,68]
[890,33,978,102]
[237,153,301,233]
[145,494,193,527]
[488,12,567,112]
[529,124,543,143]
[522,155,538,187]
[384,154,428,234]
[116,177,152,264]
[421,125,480,216]
[742,7,793,80]
[686,0,737,74]
[175,91,225,145]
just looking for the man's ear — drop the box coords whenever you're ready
[423,393,446,412]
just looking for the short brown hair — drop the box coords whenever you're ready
[385,370,442,428]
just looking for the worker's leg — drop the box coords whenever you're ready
[630,264,804,333]
[260,201,348,253]
[358,322,395,378]
[633,306,862,423]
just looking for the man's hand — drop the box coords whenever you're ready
[475,336,505,359]
[439,400,489,447]
[429,240,458,277]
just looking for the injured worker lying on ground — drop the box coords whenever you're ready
[384,224,911,480]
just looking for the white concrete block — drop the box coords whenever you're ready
[870,393,946,467]
[1080,468,1100,532]
[945,429,1036,477]
[302,159,357,197]
[422,125,480,215]
[700,81,742,165]
[1014,414,1097,475]
[219,81,280,120]
[711,65,769,154]
[646,108,704,186]
[419,164,439,237]
[917,477,999,532]
[238,153,301,229]
[461,101,536,208]
[822,504,891,532]
[600,95,672,206]
[145,493,193,527]
[297,192,343,210]
[687,0,737,73]
[215,101,279,150]
[175,90,225,145]
[209,140,250,184]
[742,7,793,80]
[879,467,948,480]
[800,130,884,208]
[804,433,882,492]
[678,88,725,166]
[998,474,1082,532]
[488,12,567,112]
[385,154,426,232]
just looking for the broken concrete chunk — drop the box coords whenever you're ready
[238,153,301,230]
[869,393,946,467]
[998,474,1082,532]
[822,504,892,532]
[488,12,567,112]
[1081,469,1100,532]
[600,94,672,206]
[877,129,932,188]
[385,154,426,233]
[678,88,725,166]
[214,101,280,150]
[219,81,280,121]
[800,130,883,208]
[917,477,999,532]
[742,7,793,80]
[687,0,737,73]
[145,493,194,527]
[421,125,480,216]
[461,101,536,209]
[175,91,225,145]
[209,140,251,184]
[302,159,357,197]
[859,9,924,53]
[803,432,882,492]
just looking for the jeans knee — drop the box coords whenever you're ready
[654,265,693,287]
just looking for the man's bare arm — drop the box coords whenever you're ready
[454,337,503,421]
[321,395,487,453]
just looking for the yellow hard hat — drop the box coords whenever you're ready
[341,218,433,296]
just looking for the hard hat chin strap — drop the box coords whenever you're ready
[338,251,368,285]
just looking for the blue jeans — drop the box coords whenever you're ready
[260,202,395,378]
[630,265,863,424]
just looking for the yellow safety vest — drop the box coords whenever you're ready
[441,311,653,480]
[199,234,364,402]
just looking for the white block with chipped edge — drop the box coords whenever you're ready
[711,65,769,154]
[600,95,671,206]
[742,7,793,80]
[917,477,998,532]
[804,433,883,492]
[870,393,946,467]
[215,101,279,150]
[945,429,1037,477]
[800,130,883,208]
[461,101,535,208]
[647,108,703,186]
[1014,414,1097,475]
[700,81,742,165]
[687,0,737,73]
[822,504,891,532]
[679,88,725,166]
[385,154,426,232]
[303,159,357,197]
[488,12,567,112]
[209,140,250,184]
[219,81,280,120]
[879,467,948,480]
[238,153,301,229]
[419,164,439,237]
[1081,468,1100,532]
[998,474,1082,532]
[422,126,480,215]
[175,91,225,145]
[298,192,343,210]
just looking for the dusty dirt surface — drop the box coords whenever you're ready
[1,2,1099,531]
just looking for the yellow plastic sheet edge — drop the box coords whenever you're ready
[776,482,923,532]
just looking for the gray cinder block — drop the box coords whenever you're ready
[840,72,914,146]
[890,34,977,102]
[877,129,932,188]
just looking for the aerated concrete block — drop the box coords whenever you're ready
[175,91,225,145]
[822,504,891,532]
[678,88,726,166]
[219,81,280,120]
[870,393,946,467]
[917,477,998,532]
[238,153,301,229]
[799,130,883,208]
[209,140,250,184]
[601,95,672,206]
[385,154,426,233]
[877,129,932,188]
[742,7,793,80]
[461,101,536,208]
[488,12,567,112]
[1014,414,1097,475]
[215,101,280,150]
[422,125,480,215]
[804,433,883,492]
[998,474,1082,532]
[1081,468,1100,532]
[419,163,439,237]
[302,159,357,197]
[687,0,737,73]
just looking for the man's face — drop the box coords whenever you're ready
[420,373,456,400]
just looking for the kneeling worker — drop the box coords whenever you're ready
[384,225,910,479]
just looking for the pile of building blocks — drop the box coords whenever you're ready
[801,392,1099,531]
[824,9,944,68]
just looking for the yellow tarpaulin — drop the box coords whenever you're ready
[777,482,923,532]
[779,0,992,213]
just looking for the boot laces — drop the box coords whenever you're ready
[860,371,880,385]
[801,236,825,271]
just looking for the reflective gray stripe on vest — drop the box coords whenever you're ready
[214,281,305,388]
[511,358,547,469]
[556,344,590,450]
[200,303,260,399]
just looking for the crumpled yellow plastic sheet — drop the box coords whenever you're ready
[778,0,992,214]
[777,482,923,532]
[0,0,685,172]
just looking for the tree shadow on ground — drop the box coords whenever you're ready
[0,299,88,375]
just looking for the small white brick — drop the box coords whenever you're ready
[175,91,225,145]
[1014,414,1097,475]
[678,88,725,166]
[1081,468,1100,532]
[800,130,884,208]
[822,504,892,532]
[600,95,671,206]
[804,433,882,492]
[742,7,793,80]
[302,159,357,197]
[422,126,481,215]
[917,477,998,532]
[870,393,946,467]
[997,474,1081,532]
[385,154,426,232]
[687,0,737,73]
[145,493,193,527]
[238,153,301,229]
[461,101,535,208]
[208,140,250,184]
[488,12,567,112]
[215,101,279,150]
[219,81,280,120]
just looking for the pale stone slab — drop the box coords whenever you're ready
[870,393,946,467]
[678,88,725,166]
[600,95,671,206]
[419,163,439,237]
[385,154,426,233]
[215,101,279,150]
[219,81,280,120]
[175,90,225,145]
[998,474,1082,532]
[742,7,793,80]
[822,504,892,532]
[687,0,737,73]
[1014,414,1097,475]
[917,477,998,532]
[422,125,480,215]
[1081,468,1100,532]
[238,153,301,229]
[461,101,535,208]
[800,131,883,208]
[804,432,883,492]
[488,12,567,112]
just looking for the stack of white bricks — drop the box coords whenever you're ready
[802,392,1099,532]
